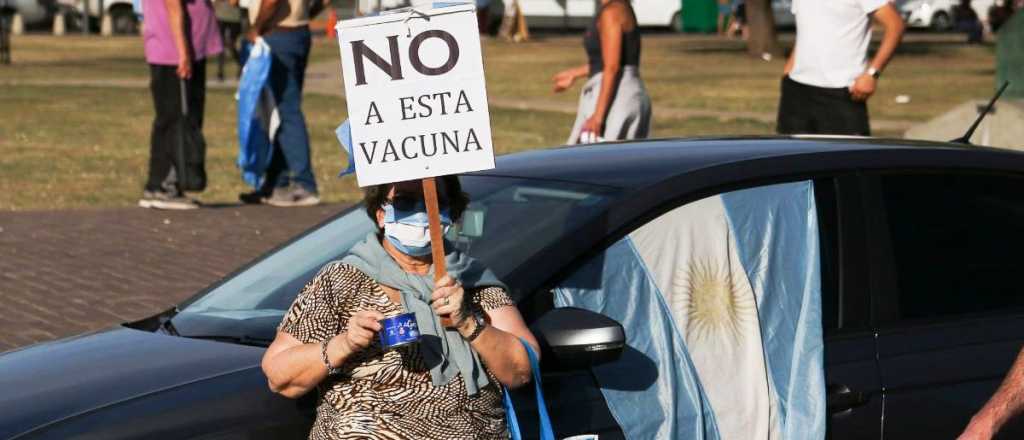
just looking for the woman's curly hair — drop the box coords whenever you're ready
[362,176,470,228]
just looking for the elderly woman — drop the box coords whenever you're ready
[553,0,651,144]
[261,176,539,439]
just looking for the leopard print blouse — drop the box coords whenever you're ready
[278,262,514,440]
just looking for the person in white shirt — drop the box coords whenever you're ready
[776,0,904,136]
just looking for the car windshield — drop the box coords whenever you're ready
[172,175,620,341]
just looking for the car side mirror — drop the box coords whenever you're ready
[529,307,625,371]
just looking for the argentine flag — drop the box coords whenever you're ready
[555,181,826,440]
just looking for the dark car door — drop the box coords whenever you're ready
[521,177,882,439]
[862,171,1024,438]
[821,176,884,440]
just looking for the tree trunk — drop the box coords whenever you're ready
[745,0,782,59]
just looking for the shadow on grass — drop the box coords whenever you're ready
[891,40,996,56]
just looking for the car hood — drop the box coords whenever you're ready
[0,327,265,439]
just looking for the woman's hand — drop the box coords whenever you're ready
[579,113,604,143]
[331,309,385,360]
[176,52,192,79]
[552,69,578,93]
[431,275,468,326]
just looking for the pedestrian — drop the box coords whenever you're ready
[215,0,244,81]
[954,0,984,43]
[553,0,651,145]
[777,0,905,136]
[240,0,329,207]
[727,0,748,40]
[988,0,1016,33]
[476,0,491,34]
[0,0,14,65]
[717,0,731,35]
[139,0,223,210]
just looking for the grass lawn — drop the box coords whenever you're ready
[0,33,998,210]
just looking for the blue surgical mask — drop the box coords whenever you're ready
[383,203,452,256]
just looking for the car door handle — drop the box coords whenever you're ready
[827,383,868,414]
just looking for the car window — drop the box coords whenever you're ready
[552,180,826,439]
[176,176,619,334]
[873,172,1024,323]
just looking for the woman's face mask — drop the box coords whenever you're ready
[382,199,452,257]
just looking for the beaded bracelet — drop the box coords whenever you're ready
[321,339,342,376]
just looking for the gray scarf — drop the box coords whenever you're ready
[341,233,507,396]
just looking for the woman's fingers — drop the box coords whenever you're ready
[435,274,457,289]
[354,311,384,331]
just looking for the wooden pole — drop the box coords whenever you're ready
[422,177,454,327]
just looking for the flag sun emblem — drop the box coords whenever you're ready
[673,257,756,344]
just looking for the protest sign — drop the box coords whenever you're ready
[337,3,495,188]
[336,4,494,318]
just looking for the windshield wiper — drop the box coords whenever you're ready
[182,334,273,348]
[158,307,181,336]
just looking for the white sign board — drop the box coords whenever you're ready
[337,4,495,187]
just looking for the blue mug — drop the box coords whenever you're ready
[379,313,420,349]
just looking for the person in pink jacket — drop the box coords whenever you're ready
[139,0,222,209]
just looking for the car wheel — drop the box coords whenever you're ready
[931,11,951,31]
[671,10,683,33]
[110,7,137,34]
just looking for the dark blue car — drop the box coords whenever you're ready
[4,137,1024,439]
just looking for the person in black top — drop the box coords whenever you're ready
[954,0,983,43]
[0,0,13,65]
[552,0,651,144]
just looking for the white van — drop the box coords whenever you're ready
[897,0,996,30]
[517,0,682,29]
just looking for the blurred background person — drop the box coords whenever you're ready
[553,0,651,144]
[0,0,13,64]
[989,0,1018,33]
[240,0,327,206]
[954,0,984,43]
[139,0,222,209]
[777,0,904,136]
[727,0,748,40]
[215,0,244,81]
[717,0,730,35]
[477,0,491,34]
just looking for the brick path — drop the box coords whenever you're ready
[0,205,344,351]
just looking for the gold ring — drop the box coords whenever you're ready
[444,297,450,306]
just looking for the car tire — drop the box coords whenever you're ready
[110,6,136,35]
[671,10,682,33]
[931,11,951,31]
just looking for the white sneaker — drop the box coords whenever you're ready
[139,190,199,210]
[265,185,320,207]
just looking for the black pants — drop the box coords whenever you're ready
[776,76,870,136]
[217,20,242,80]
[0,10,13,65]
[146,62,206,192]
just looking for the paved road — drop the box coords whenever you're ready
[0,204,344,351]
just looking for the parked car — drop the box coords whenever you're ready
[515,0,796,31]
[4,0,56,27]
[3,137,1024,439]
[56,0,136,34]
[773,0,795,27]
[897,0,995,30]
[512,0,680,30]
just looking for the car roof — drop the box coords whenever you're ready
[475,136,1024,189]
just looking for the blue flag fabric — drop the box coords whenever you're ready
[554,181,825,440]
[336,120,355,177]
[236,39,275,188]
